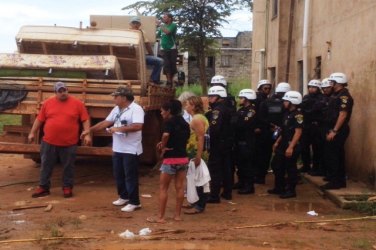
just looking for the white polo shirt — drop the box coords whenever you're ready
[106,102,145,155]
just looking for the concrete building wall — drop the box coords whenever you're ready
[188,32,252,84]
[252,0,376,187]
[215,49,252,80]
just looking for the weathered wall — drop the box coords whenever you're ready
[215,49,252,81]
[251,0,267,86]
[252,0,376,187]
[189,32,252,84]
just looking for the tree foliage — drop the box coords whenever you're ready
[122,0,252,93]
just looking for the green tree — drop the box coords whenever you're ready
[122,0,252,94]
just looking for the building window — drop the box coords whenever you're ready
[221,55,231,67]
[222,40,230,47]
[188,56,196,61]
[314,56,321,79]
[272,0,278,18]
[207,56,214,68]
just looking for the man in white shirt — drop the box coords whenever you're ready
[81,85,144,212]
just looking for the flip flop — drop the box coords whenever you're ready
[183,209,203,215]
[146,217,166,224]
[182,204,194,209]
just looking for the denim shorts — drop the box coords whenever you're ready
[160,163,188,175]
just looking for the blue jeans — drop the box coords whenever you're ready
[112,152,140,205]
[194,186,208,212]
[146,55,163,83]
[39,140,77,189]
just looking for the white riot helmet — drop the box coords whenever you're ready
[329,72,347,84]
[208,85,227,98]
[308,79,321,88]
[283,91,302,105]
[238,89,256,100]
[321,78,332,88]
[276,82,291,93]
[211,75,227,87]
[257,79,271,90]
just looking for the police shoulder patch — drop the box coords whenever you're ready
[340,95,348,100]
[295,114,303,124]
[212,110,220,120]
[340,96,348,103]
[341,104,346,108]
[247,110,255,117]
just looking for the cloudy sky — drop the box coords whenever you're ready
[0,0,252,53]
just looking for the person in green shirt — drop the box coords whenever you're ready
[157,12,178,86]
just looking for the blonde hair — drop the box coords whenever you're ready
[187,96,204,114]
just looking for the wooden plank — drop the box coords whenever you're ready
[0,77,142,85]
[3,125,110,137]
[0,142,113,156]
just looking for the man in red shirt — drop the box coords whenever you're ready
[28,81,91,198]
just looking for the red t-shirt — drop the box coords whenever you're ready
[37,96,89,146]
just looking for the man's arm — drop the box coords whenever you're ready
[285,128,302,158]
[145,42,154,56]
[80,120,113,139]
[108,123,143,134]
[326,111,347,141]
[81,119,92,146]
[28,119,43,143]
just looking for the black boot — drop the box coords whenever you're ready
[267,188,284,195]
[232,182,244,190]
[238,183,255,195]
[279,190,296,199]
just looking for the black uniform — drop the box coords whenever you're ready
[322,88,353,188]
[234,103,257,194]
[300,92,326,174]
[319,93,332,177]
[206,100,233,202]
[270,108,304,197]
[254,93,285,183]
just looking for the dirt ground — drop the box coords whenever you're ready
[0,154,375,250]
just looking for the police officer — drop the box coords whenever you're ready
[321,72,353,190]
[210,75,237,112]
[254,82,291,184]
[268,91,304,198]
[255,79,272,110]
[319,78,333,178]
[206,85,233,203]
[210,75,237,193]
[300,79,325,175]
[234,89,257,194]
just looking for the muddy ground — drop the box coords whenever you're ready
[0,154,375,250]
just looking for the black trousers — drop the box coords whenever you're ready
[235,142,255,185]
[323,125,350,184]
[208,149,232,199]
[301,123,323,171]
[271,146,300,192]
[254,130,273,180]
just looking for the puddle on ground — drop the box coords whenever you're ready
[266,202,326,213]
